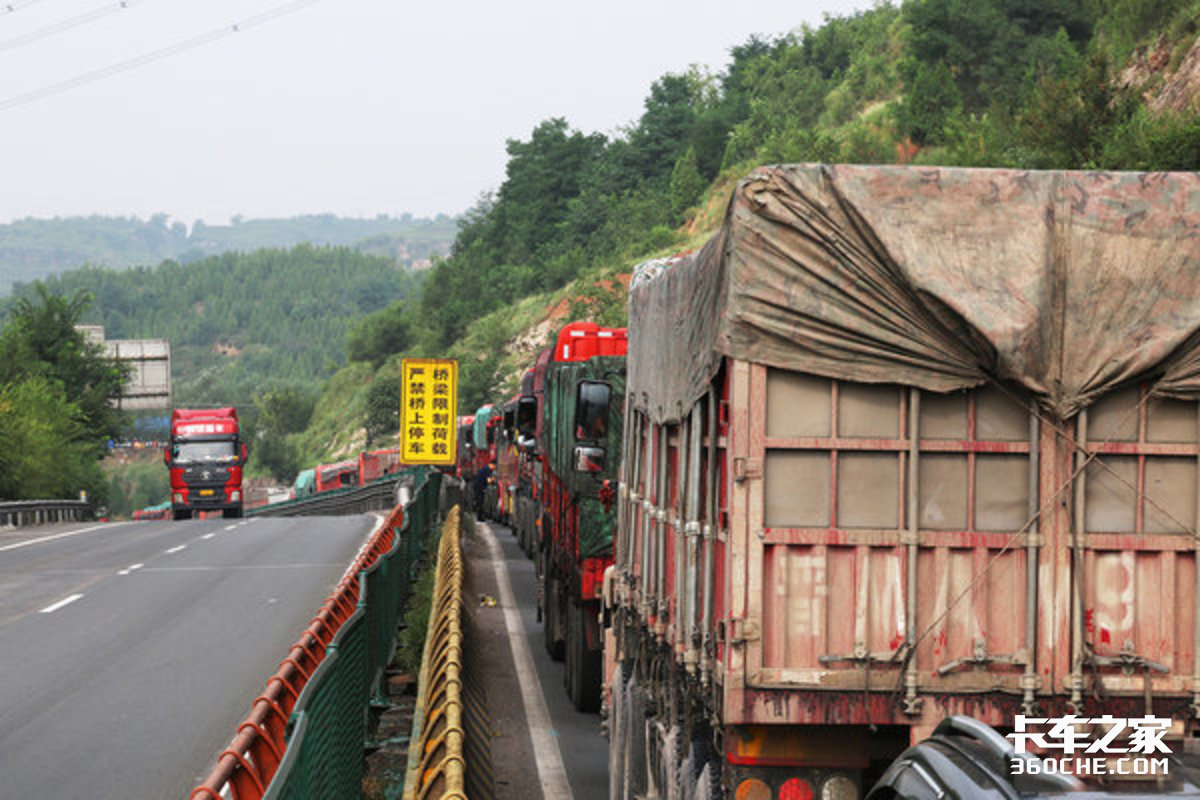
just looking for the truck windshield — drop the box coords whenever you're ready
[173,441,236,463]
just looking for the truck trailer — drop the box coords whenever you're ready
[606,164,1200,799]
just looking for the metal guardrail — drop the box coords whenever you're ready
[191,466,442,800]
[0,500,90,527]
[403,505,466,800]
[249,473,415,517]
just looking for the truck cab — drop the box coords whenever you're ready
[165,407,247,520]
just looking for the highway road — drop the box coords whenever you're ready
[0,514,378,800]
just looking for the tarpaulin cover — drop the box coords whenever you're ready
[472,405,498,451]
[628,164,1200,423]
[544,355,626,558]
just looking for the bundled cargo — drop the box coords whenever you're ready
[607,164,1200,798]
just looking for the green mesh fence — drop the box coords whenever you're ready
[263,467,442,799]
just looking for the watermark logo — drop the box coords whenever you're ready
[1007,715,1172,777]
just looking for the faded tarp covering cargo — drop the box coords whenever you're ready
[544,356,626,559]
[473,405,498,451]
[628,164,1200,424]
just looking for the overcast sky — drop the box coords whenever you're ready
[0,0,876,226]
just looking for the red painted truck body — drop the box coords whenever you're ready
[165,408,246,520]
[607,165,1200,799]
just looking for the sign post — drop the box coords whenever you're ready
[400,358,458,465]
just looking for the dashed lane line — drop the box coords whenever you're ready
[39,593,84,614]
[165,545,186,554]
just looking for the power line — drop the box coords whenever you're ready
[1,0,143,53]
[0,0,325,112]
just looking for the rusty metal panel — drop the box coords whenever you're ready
[766,371,830,437]
[1084,456,1137,532]
[838,384,900,438]
[764,452,829,528]
[837,453,899,529]
[918,455,967,530]
[976,386,1028,440]
[920,392,966,439]
[1148,396,1197,442]
[1088,385,1140,442]
[975,455,1029,531]
[1143,458,1196,533]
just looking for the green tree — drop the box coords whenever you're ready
[365,376,403,447]
[0,376,104,500]
[0,283,128,443]
[346,300,412,366]
[900,60,963,145]
[669,146,706,220]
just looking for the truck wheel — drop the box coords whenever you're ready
[173,509,190,521]
[542,566,564,661]
[566,598,601,712]
[222,507,242,519]
[608,663,628,800]
[624,674,648,799]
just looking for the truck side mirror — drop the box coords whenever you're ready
[241,443,249,462]
[574,445,605,473]
[517,396,538,438]
[163,447,170,466]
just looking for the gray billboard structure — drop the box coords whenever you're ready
[78,326,172,410]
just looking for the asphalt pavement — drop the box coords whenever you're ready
[467,519,609,800]
[0,514,377,800]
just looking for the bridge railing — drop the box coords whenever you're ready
[0,500,90,527]
[190,466,442,800]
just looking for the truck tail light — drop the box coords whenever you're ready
[734,778,770,800]
[780,778,814,800]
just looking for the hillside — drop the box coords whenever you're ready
[0,213,456,295]
[290,0,1200,472]
[12,245,422,412]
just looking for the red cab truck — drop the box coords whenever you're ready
[538,321,628,711]
[607,165,1200,799]
[165,408,247,521]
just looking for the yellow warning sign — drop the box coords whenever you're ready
[400,358,458,464]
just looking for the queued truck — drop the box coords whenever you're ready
[537,321,628,711]
[165,407,246,520]
[514,352,551,557]
[606,165,1200,799]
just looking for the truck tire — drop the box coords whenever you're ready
[173,509,190,521]
[566,597,601,712]
[624,675,648,800]
[222,506,242,519]
[542,562,564,661]
[608,663,628,800]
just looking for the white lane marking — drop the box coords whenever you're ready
[117,562,144,576]
[0,522,124,553]
[39,593,84,614]
[201,533,216,540]
[165,545,186,554]
[478,522,574,799]
[222,525,237,531]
